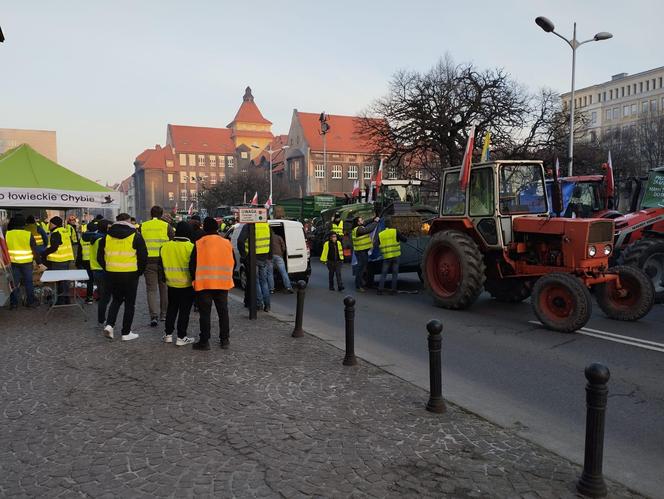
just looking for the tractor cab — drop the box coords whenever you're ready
[437,160,549,248]
[545,176,607,218]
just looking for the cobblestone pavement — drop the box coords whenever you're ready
[0,288,640,498]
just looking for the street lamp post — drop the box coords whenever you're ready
[252,144,290,218]
[535,16,612,177]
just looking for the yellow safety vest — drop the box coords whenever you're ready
[47,227,74,262]
[378,228,401,259]
[105,233,137,272]
[90,238,102,271]
[244,222,270,255]
[25,223,44,246]
[6,229,34,264]
[80,224,91,261]
[320,240,343,263]
[352,226,372,251]
[332,220,344,236]
[68,224,79,243]
[141,218,170,257]
[160,240,194,288]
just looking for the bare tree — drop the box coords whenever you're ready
[634,111,664,172]
[200,169,269,211]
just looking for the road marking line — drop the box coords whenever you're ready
[528,321,664,353]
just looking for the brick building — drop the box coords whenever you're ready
[132,87,273,220]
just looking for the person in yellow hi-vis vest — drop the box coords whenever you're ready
[97,213,148,341]
[43,216,75,304]
[237,220,272,312]
[139,205,174,327]
[158,221,196,346]
[377,220,407,295]
[6,215,41,309]
[351,215,380,292]
[77,217,95,304]
[82,219,111,327]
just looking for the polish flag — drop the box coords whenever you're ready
[250,192,258,206]
[606,151,615,199]
[459,125,476,190]
[554,157,561,179]
[351,180,360,197]
[374,158,384,188]
[187,203,194,215]
[264,195,273,210]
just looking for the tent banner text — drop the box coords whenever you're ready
[0,187,119,208]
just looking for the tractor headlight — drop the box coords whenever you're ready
[588,245,597,257]
[603,244,612,256]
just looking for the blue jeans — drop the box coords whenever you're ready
[354,250,369,289]
[267,259,275,291]
[379,257,399,291]
[10,262,35,306]
[272,255,292,290]
[256,260,270,308]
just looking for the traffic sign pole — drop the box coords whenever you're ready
[248,223,257,320]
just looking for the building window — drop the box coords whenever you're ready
[589,95,593,105]
[363,165,373,180]
[209,155,216,167]
[633,83,637,94]
[388,166,397,179]
[166,160,174,168]
[209,172,217,184]
[314,164,325,178]
[291,160,300,180]
[651,100,658,112]
[168,192,174,201]
[597,93,601,102]
[631,103,637,115]
[583,96,587,106]
[605,109,611,121]
[640,82,643,93]
[167,174,174,183]
[188,154,196,166]
[179,153,187,166]
[603,91,607,101]
[331,164,342,179]
[627,85,631,96]
[218,170,226,181]
[189,171,196,183]
[642,101,649,114]
[591,111,597,124]
[623,105,630,117]
[180,190,187,201]
[660,77,663,89]
[621,87,624,98]
[227,157,234,168]
[609,89,613,100]
[197,155,205,167]
[348,164,358,179]
[190,190,197,200]
[179,172,187,183]
[241,151,248,159]
[415,170,423,180]
[613,107,619,120]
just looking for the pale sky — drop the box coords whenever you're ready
[1,0,662,185]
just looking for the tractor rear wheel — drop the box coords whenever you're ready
[531,273,592,333]
[595,265,654,321]
[622,239,664,303]
[422,230,485,310]
[484,278,532,303]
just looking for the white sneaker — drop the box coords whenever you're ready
[162,334,173,343]
[103,324,114,339]
[121,332,139,341]
[176,336,195,346]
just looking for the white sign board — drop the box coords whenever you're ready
[238,207,267,223]
[0,187,119,208]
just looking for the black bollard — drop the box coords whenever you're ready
[425,319,446,414]
[342,296,357,366]
[577,363,611,498]
[291,280,307,338]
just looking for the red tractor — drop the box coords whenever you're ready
[422,160,654,332]
[551,167,664,302]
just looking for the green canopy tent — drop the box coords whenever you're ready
[0,144,117,209]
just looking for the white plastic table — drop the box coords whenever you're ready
[40,269,89,322]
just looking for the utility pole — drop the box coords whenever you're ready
[319,112,330,193]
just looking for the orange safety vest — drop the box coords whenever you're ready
[193,235,235,291]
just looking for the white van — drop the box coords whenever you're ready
[228,219,311,289]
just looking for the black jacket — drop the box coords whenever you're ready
[97,221,148,275]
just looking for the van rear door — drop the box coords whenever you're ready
[283,223,307,274]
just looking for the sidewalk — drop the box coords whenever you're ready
[0,288,639,498]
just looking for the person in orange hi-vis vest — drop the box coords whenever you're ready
[189,217,235,351]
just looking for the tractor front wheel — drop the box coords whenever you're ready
[531,273,592,333]
[485,278,532,303]
[422,230,486,310]
[595,265,654,321]
[622,239,664,303]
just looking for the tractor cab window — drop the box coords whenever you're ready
[469,168,494,216]
[499,164,547,215]
[441,172,466,215]
[563,183,601,218]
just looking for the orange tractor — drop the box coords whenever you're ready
[422,160,654,332]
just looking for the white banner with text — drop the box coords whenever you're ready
[0,187,118,208]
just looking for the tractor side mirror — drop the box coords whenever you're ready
[551,180,564,216]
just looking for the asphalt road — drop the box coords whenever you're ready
[240,261,664,498]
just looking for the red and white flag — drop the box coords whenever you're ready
[187,203,194,215]
[554,157,561,179]
[459,125,476,190]
[351,180,360,197]
[606,151,615,199]
[250,192,258,206]
[264,194,273,210]
[374,159,384,188]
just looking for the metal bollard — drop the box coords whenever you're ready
[577,363,610,498]
[342,296,357,366]
[425,319,446,414]
[291,280,307,338]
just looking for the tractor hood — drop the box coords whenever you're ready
[513,217,614,240]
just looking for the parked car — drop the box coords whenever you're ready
[227,219,311,289]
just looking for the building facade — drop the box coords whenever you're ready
[0,128,57,161]
[562,66,664,142]
[131,87,273,220]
